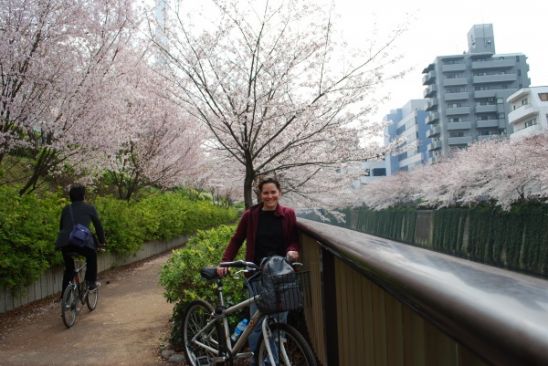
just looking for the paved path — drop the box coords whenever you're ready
[0,253,174,365]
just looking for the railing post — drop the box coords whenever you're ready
[321,247,339,365]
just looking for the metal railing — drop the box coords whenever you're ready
[298,219,548,366]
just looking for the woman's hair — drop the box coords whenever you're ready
[257,177,281,192]
[69,184,86,202]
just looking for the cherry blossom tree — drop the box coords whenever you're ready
[359,133,548,210]
[0,0,138,195]
[152,0,405,207]
[97,55,207,200]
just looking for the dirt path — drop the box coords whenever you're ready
[0,253,176,366]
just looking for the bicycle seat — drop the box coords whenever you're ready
[200,267,219,280]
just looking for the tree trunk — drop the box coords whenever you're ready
[19,148,55,195]
[244,173,254,209]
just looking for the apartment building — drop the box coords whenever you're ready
[508,86,548,139]
[422,24,530,161]
[385,99,429,174]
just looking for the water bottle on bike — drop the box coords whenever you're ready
[231,318,249,342]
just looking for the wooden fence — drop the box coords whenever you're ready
[298,219,548,366]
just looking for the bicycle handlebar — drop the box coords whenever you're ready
[220,260,258,269]
[220,259,303,270]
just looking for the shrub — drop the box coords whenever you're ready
[0,187,237,290]
[160,224,247,350]
[0,186,64,289]
[160,225,245,304]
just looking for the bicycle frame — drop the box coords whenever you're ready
[69,260,88,303]
[190,279,286,364]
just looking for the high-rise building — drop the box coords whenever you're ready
[422,24,530,161]
[508,86,548,139]
[385,99,429,175]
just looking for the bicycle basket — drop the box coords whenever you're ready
[249,271,307,314]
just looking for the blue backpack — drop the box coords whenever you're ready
[68,206,93,248]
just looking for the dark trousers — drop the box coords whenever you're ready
[61,245,97,294]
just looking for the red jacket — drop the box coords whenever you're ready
[221,203,300,263]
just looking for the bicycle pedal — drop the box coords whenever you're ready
[196,356,211,366]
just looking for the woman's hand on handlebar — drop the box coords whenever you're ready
[286,250,299,262]
[216,266,228,277]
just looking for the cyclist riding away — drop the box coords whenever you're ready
[55,184,106,296]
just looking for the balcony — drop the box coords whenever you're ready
[477,134,501,142]
[427,125,441,138]
[428,140,442,151]
[446,106,471,116]
[508,105,538,124]
[511,124,543,140]
[443,77,468,86]
[424,85,437,98]
[473,73,517,84]
[476,119,500,128]
[425,111,439,124]
[442,63,466,72]
[445,92,470,102]
[426,98,438,111]
[475,104,498,113]
[400,153,422,168]
[474,90,497,98]
[448,136,473,145]
[422,71,436,85]
[447,121,472,130]
[471,59,515,70]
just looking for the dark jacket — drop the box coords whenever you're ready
[55,201,105,248]
[221,203,299,263]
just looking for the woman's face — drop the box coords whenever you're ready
[260,183,280,210]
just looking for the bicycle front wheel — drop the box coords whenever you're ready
[183,300,219,366]
[256,322,317,366]
[86,286,98,311]
[61,285,78,328]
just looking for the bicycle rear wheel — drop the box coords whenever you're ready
[86,285,98,311]
[182,300,219,366]
[61,285,78,328]
[256,322,317,366]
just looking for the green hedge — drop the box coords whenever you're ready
[159,225,246,349]
[0,187,238,290]
[0,186,63,289]
[160,225,245,305]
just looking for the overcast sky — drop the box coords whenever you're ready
[333,0,548,121]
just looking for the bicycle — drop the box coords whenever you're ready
[61,253,99,328]
[182,258,317,366]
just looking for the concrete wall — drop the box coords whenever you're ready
[0,236,187,314]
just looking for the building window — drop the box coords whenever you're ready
[538,93,548,102]
[524,119,537,128]
[372,168,387,177]
[521,98,528,106]
[478,129,497,136]
[448,117,461,122]
[449,131,465,137]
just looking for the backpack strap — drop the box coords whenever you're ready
[68,205,76,228]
